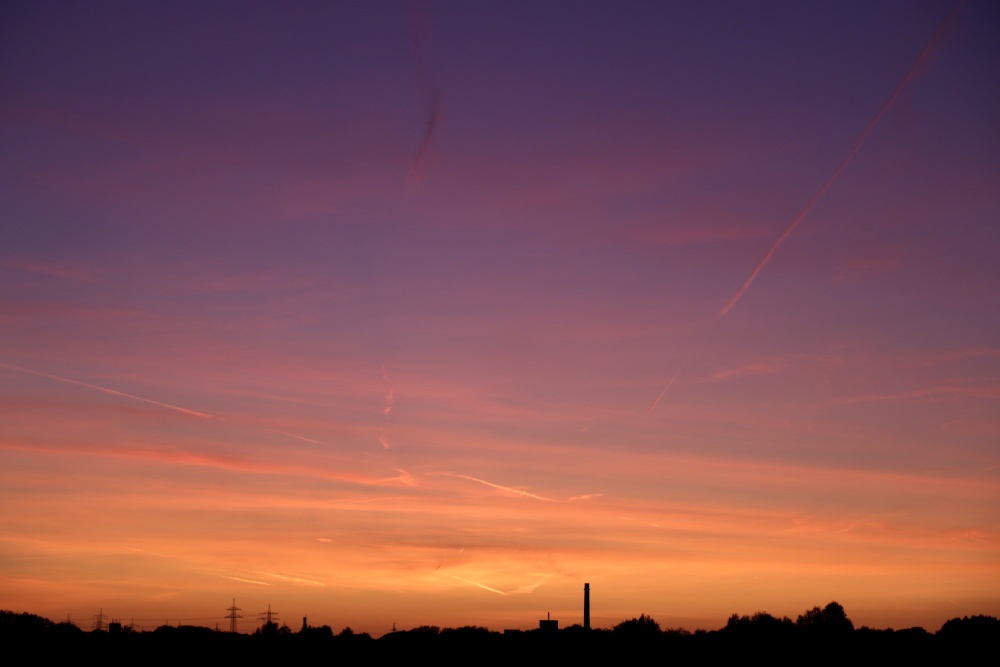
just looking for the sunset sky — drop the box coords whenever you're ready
[1,0,998,634]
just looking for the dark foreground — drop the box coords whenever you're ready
[4,607,997,665]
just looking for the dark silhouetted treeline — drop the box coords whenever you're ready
[3,604,997,663]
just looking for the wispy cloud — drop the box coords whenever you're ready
[377,469,418,487]
[0,440,406,487]
[829,385,1000,406]
[834,257,901,282]
[712,362,777,381]
[253,571,325,586]
[5,258,102,282]
[383,388,395,416]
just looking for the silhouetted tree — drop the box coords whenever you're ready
[613,614,661,637]
[937,615,999,641]
[441,625,491,637]
[299,623,333,639]
[796,601,854,635]
[724,611,794,640]
[0,610,55,636]
[337,626,372,641]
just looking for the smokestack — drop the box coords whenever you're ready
[584,583,590,630]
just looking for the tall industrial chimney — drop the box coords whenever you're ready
[584,582,591,630]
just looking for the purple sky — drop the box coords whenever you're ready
[1,1,998,633]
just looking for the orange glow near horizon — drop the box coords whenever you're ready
[1,0,997,636]
[2,374,996,632]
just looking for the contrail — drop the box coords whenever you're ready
[220,575,271,586]
[434,472,558,502]
[719,2,966,316]
[254,571,325,586]
[1,361,333,446]
[270,430,329,446]
[444,573,507,595]
[646,371,680,414]
[407,89,441,190]
[379,363,394,448]
[0,362,213,419]
[406,0,442,191]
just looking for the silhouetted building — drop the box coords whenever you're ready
[539,612,558,631]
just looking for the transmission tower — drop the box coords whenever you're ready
[258,604,279,630]
[225,598,243,633]
[92,608,107,631]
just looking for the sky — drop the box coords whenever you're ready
[1,0,998,634]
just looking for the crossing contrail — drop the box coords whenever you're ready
[719,1,966,316]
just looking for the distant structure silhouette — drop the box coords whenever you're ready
[539,611,558,631]
[584,583,591,631]
[225,599,242,633]
[92,608,107,631]
[257,604,280,632]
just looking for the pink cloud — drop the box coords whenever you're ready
[4,258,102,282]
[834,256,902,282]
[711,361,778,381]
[829,384,1000,406]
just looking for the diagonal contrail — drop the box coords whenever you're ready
[407,88,441,188]
[379,363,394,448]
[444,573,507,595]
[406,0,442,191]
[1,361,334,446]
[0,362,213,418]
[434,472,558,502]
[719,1,966,316]
[646,371,680,415]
